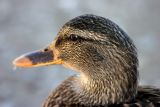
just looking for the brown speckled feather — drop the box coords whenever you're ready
[43,86,160,107]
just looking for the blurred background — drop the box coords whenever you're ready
[0,0,160,107]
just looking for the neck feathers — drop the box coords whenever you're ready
[72,72,137,105]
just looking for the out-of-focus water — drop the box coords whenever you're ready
[0,0,160,107]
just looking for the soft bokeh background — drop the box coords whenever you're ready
[0,0,160,107]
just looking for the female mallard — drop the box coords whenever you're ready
[13,14,160,107]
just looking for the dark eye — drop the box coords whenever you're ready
[69,34,80,41]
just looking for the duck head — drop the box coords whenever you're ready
[13,14,139,105]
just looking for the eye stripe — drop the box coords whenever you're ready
[67,34,108,44]
[56,34,111,46]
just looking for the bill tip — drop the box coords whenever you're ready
[13,55,32,67]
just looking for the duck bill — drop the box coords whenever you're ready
[13,49,62,68]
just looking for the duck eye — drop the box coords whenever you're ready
[69,34,79,41]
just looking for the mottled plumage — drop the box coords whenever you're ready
[13,14,160,107]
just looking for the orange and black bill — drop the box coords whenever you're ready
[13,49,62,68]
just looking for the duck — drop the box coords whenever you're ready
[13,14,160,107]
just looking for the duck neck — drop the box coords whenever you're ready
[74,68,138,105]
